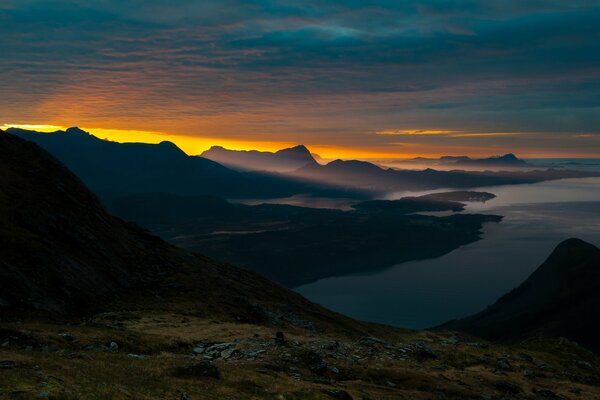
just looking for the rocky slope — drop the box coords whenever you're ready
[440,238,600,352]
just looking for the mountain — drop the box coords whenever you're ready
[454,153,529,168]
[0,131,357,327]
[440,238,600,352]
[5,127,355,201]
[291,158,597,193]
[201,144,317,172]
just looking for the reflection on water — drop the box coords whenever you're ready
[296,177,600,330]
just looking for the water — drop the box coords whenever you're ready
[296,177,600,329]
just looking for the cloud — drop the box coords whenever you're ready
[1,1,600,156]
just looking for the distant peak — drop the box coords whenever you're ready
[497,153,518,160]
[65,127,91,136]
[276,144,311,155]
[556,238,597,250]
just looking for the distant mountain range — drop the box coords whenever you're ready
[408,153,530,168]
[5,127,357,201]
[291,157,598,193]
[440,238,600,352]
[442,153,529,167]
[7,127,599,200]
[201,145,317,172]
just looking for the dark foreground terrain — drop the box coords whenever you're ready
[1,131,599,399]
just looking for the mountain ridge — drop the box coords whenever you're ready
[201,144,317,173]
[439,238,600,352]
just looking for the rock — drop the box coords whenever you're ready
[59,332,76,342]
[0,360,16,369]
[330,366,340,374]
[275,331,285,344]
[205,342,235,358]
[245,349,266,359]
[496,357,513,371]
[192,345,205,354]
[323,389,353,400]
[221,348,240,359]
[109,341,118,351]
[300,350,327,375]
[386,381,397,388]
[180,393,192,400]
[415,342,438,359]
[174,361,221,379]
[127,353,145,359]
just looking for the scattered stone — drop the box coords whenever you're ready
[59,332,76,342]
[180,393,192,400]
[174,361,221,379]
[275,331,285,344]
[205,342,235,358]
[221,348,240,359]
[386,381,397,388]
[245,349,266,359]
[323,389,353,400]
[0,360,16,369]
[109,341,118,351]
[192,344,205,354]
[415,342,438,359]
[330,366,340,374]
[301,350,327,375]
[496,357,513,371]
[127,353,145,359]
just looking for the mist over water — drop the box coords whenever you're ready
[296,176,600,329]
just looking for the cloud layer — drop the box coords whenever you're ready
[1,1,599,156]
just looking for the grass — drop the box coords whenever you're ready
[1,314,599,400]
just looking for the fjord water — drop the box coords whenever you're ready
[296,175,600,329]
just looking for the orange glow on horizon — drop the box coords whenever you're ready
[1,123,596,160]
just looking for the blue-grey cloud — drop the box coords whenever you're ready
[1,1,599,155]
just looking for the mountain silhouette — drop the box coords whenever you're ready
[292,158,597,193]
[0,130,366,330]
[6,127,352,200]
[201,144,317,172]
[454,153,529,167]
[439,238,600,352]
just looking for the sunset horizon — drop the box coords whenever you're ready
[2,123,597,159]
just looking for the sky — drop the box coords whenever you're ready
[1,1,600,158]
